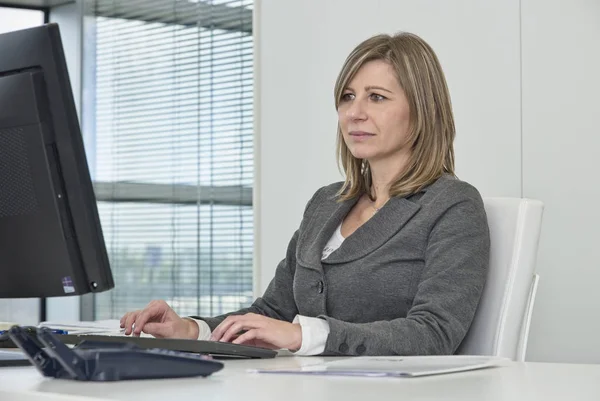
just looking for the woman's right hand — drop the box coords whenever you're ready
[119,300,199,339]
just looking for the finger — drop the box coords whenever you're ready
[142,322,172,338]
[119,312,130,328]
[124,311,140,335]
[231,329,279,349]
[210,317,240,341]
[231,329,258,345]
[132,304,162,336]
[219,321,248,343]
[211,313,266,341]
[232,329,284,350]
[220,314,267,343]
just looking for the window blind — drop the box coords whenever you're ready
[82,0,254,320]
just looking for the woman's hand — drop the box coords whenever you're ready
[210,313,302,351]
[119,300,199,339]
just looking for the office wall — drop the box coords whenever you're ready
[257,0,600,363]
[521,0,600,364]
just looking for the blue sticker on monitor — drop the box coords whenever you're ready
[62,276,75,294]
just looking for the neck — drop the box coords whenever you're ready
[368,150,411,205]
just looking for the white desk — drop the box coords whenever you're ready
[1,356,599,401]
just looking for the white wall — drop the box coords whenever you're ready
[257,0,600,363]
[521,0,600,364]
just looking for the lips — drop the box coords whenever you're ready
[349,131,375,141]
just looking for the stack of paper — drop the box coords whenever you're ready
[39,320,122,335]
[0,322,17,331]
[39,320,153,337]
[250,355,509,378]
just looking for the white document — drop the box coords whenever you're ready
[39,320,122,334]
[0,322,18,331]
[38,320,153,337]
[250,355,509,378]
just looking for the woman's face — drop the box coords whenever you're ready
[337,60,411,163]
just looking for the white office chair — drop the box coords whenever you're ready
[457,197,544,361]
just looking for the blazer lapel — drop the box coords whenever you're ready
[324,196,421,264]
[296,194,359,271]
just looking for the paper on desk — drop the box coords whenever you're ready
[249,355,509,378]
[38,320,155,338]
[38,320,125,335]
[0,322,18,331]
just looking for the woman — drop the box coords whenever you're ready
[121,32,490,356]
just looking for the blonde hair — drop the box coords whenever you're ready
[335,32,455,201]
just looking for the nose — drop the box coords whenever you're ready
[345,98,367,121]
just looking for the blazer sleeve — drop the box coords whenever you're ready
[319,186,490,356]
[191,188,322,331]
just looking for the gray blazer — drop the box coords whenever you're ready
[198,174,490,356]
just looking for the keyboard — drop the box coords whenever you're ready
[57,333,277,359]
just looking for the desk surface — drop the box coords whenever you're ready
[1,356,599,401]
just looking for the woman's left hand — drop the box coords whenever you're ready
[210,313,302,351]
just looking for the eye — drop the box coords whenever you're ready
[369,93,387,102]
[340,92,355,102]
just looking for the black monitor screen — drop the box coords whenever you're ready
[0,23,113,298]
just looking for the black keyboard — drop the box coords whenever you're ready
[57,334,277,359]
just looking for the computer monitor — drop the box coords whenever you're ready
[0,23,114,298]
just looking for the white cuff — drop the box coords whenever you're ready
[186,318,212,341]
[291,315,330,355]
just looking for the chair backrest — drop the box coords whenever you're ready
[457,197,544,361]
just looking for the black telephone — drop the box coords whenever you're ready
[5,326,223,381]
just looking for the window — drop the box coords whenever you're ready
[0,6,45,34]
[82,0,254,320]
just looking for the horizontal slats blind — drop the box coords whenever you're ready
[82,0,254,319]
